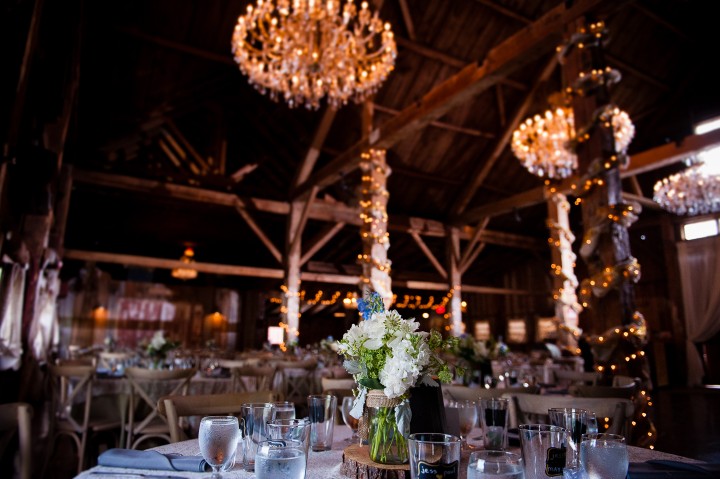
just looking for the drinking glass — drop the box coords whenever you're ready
[307,394,336,451]
[580,433,628,479]
[240,402,275,471]
[267,418,311,465]
[255,439,306,479]
[548,407,587,470]
[198,416,240,479]
[408,433,461,479]
[340,396,360,443]
[468,450,524,479]
[480,398,509,451]
[518,424,566,479]
[454,400,478,450]
[273,401,297,421]
[584,411,598,434]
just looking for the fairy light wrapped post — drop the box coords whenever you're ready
[337,292,457,465]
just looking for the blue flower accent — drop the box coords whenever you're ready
[357,291,385,320]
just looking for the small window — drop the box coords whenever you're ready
[507,319,527,344]
[474,321,490,341]
[683,219,719,241]
[536,317,558,342]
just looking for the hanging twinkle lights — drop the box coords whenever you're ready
[511,105,635,179]
[653,162,720,216]
[231,0,397,109]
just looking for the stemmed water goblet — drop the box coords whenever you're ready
[455,400,478,450]
[198,416,240,478]
[340,396,360,443]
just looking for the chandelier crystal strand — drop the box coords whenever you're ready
[653,165,720,215]
[231,0,397,109]
[511,106,634,179]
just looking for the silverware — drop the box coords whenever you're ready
[89,471,188,479]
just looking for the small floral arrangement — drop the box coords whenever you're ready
[146,330,179,359]
[337,291,457,463]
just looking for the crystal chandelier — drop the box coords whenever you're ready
[653,163,720,216]
[231,0,397,109]
[171,248,198,280]
[511,106,635,179]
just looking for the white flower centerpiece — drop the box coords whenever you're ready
[146,330,178,369]
[337,292,458,464]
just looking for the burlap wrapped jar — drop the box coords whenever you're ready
[360,389,409,464]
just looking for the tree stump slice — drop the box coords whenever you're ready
[341,444,410,479]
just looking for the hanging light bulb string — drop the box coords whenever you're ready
[579,202,641,259]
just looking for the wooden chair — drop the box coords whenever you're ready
[0,402,32,479]
[552,369,600,387]
[48,364,125,473]
[502,392,634,436]
[231,365,277,393]
[569,382,637,399]
[274,359,318,405]
[443,384,540,403]
[124,367,196,449]
[320,377,356,395]
[158,391,278,443]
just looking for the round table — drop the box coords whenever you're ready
[75,425,700,478]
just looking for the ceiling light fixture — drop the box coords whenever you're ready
[171,247,198,280]
[653,163,720,216]
[511,105,634,179]
[231,0,397,109]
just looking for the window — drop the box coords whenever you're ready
[536,317,558,342]
[474,321,490,341]
[683,219,719,241]
[507,319,527,344]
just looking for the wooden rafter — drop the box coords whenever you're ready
[459,217,490,272]
[289,187,319,256]
[166,121,211,173]
[373,103,495,138]
[410,232,448,279]
[71,170,544,249]
[293,0,611,200]
[452,55,558,216]
[397,0,416,41]
[294,108,337,187]
[460,129,720,223]
[233,198,283,263]
[300,222,346,266]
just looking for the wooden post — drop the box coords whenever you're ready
[447,227,463,336]
[546,192,582,352]
[283,202,303,343]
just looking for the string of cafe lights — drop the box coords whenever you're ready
[270,288,459,312]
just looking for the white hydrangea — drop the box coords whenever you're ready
[150,331,166,350]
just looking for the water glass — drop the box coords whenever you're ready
[273,401,297,421]
[584,411,598,434]
[255,439,306,479]
[340,396,360,443]
[518,424,566,479]
[480,398,509,451]
[198,416,240,479]
[240,402,275,471]
[468,450,524,479]
[267,418,311,464]
[307,394,337,451]
[408,433,461,479]
[580,433,628,479]
[454,400,478,450]
[548,408,587,469]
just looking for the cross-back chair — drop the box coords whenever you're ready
[124,367,196,449]
[231,365,277,393]
[0,402,32,479]
[48,364,125,473]
[502,392,634,436]
[274,359,318,405]
[158,390,279,443]
[443,384,540,404]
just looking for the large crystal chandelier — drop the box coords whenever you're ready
[653,162,720,216]
[511,106,634,179]
[231,0,397,109]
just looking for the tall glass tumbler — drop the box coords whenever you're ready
[518,424,566,479]
[240,402,275,471]
[580,433,628,479]
[255,439,306,479]
[267,418,311,464]
[480,398,509,451]
[408,433,461,479]
[307,394,337,451]
[548,407,587,470]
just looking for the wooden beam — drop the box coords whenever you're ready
[605,54,669,92]
[631,3,689,41]
[398,0,417,41]
[394,279,545,295]
[289,188,318,256]
[460,129,720,223]
[233,198,283,263]
[459,242,486,275]
[459,217,490,272]
[410,232,448,279]
[300,222,346,266]
[628,175,643,196]
[157,138,185,170]
[166,121,211,173]
[230,163,258,183]
[472,0,534,24]
[294,108,337,187]
[496,85,506,127]
[71,170,543,248]
[622,192,662,211]
[452,55,558,215]
[293,0,609,199]
[373,103,495,138]
[48,165,73,253]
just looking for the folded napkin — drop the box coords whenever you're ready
[98,448,210,472]
[628,460,720,478]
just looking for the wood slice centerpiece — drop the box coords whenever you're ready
[341,443,410,479]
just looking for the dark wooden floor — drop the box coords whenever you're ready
[34,386,720,478]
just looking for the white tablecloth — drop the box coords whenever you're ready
[76,424,701,479]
